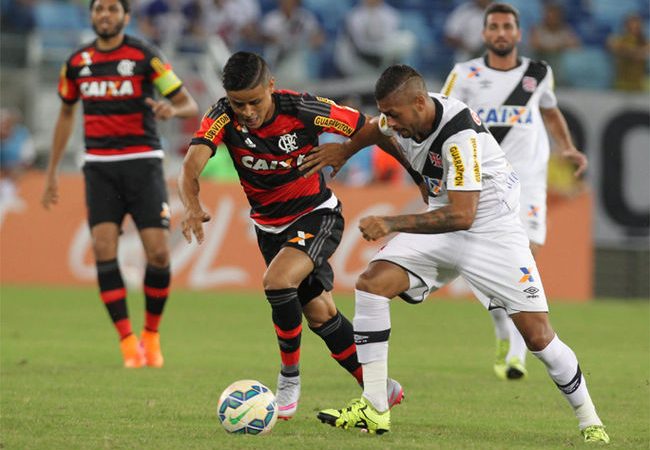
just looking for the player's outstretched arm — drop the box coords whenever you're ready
[358,190,479,241]
[541,107,588,177]
[178,144,212,244]
[42,102,77,210]
[300,115,385,178]
[145,87,199,121]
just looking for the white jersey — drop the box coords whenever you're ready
[441,56,557,192]
[373,93,547,310]
[381,93,520,231]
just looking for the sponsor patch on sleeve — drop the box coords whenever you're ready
[204,113,231,141]
[314,115,354,136]
[442,72,457,96]
[449,144,465,187]
[470,137,481,182]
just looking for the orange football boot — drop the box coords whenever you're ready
[120,334,145,368]
[141,330,164,368]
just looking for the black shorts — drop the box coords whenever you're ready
[82,158,170,230]
[255,204,344,303]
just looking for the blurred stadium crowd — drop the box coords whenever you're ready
[2,0,649,87]
[1,0,649,179]
[1,0,649,206]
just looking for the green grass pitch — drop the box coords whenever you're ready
[1,285,648,449]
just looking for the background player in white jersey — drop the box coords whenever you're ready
[302,65,608,443]
[441,2,588,381]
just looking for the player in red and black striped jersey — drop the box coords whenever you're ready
[41,0,198,369]
[179,52,405,420]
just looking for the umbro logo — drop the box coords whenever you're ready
[479,79,492,89]
[79,66,92,77]
[353,334,369,344]
[523,286,539,298]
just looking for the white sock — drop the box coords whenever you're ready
[354,289,390,412]
[532,335,603,428]
[489,308,510,340]
[507,318,527,363]
[362,360,388,412]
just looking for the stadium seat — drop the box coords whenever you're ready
[34,2,85,31]
[304,0,352,35]
[560,47,613,89]
[400,11,432,69]
[576,21,612,46]
[33,2,88,66]
[590,0,642,29]
[504,0,543,31]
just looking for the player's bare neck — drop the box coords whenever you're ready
[415,97,438,142]
[486,51,519,71]
[96,34,125,51]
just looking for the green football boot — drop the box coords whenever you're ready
[582,425,610,444]
[317,397,390,435]
[505,356,528,380]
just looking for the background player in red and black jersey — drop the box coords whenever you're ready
[41,0,199,368]
[178,52,404,420]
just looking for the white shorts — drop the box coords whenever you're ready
[371,216,548,315]
[519,187,547,245]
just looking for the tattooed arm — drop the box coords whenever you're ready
[358,190,479,241]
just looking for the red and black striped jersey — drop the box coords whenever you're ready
[191,90,366,229]
[58,34,183,161]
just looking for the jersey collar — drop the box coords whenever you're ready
[483,54,523,72]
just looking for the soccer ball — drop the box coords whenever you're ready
[217,379,278,435]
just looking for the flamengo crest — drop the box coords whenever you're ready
[278,133,298,153]
[117,59,136,76]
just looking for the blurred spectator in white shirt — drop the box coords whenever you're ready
[201,0,261,50]
[530,3,580,85]
[444,0,492,62]
[261,0,324,84]
[0,108,34,207]
[334,0,415,77]
[138,0,204,52]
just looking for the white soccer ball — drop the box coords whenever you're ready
[217,379,278,435]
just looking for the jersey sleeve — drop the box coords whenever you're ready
[539,65,558,109]
[146,47,183,98]
[298,94,366,137]
[441,64,467,102]
[57,61,79,104]
[442,130,483,192]
[190,99,231,156]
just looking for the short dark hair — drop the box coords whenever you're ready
[222,52,271,91]
[374,64,425,101]
[89,0,131,14]
[484,2,520,28]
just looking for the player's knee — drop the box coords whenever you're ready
[304,303,335,329]
[524,328,555,352]
[356,271,387,296]
[262,269,296,291]
[147,248,169,268]
[92,237,117,260]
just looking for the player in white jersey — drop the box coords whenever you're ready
[302,65,608,443]
[441,2,588,381]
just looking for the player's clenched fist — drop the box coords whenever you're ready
[181,209,211,244]
[359,216,392,241]
[145,97,175,121]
